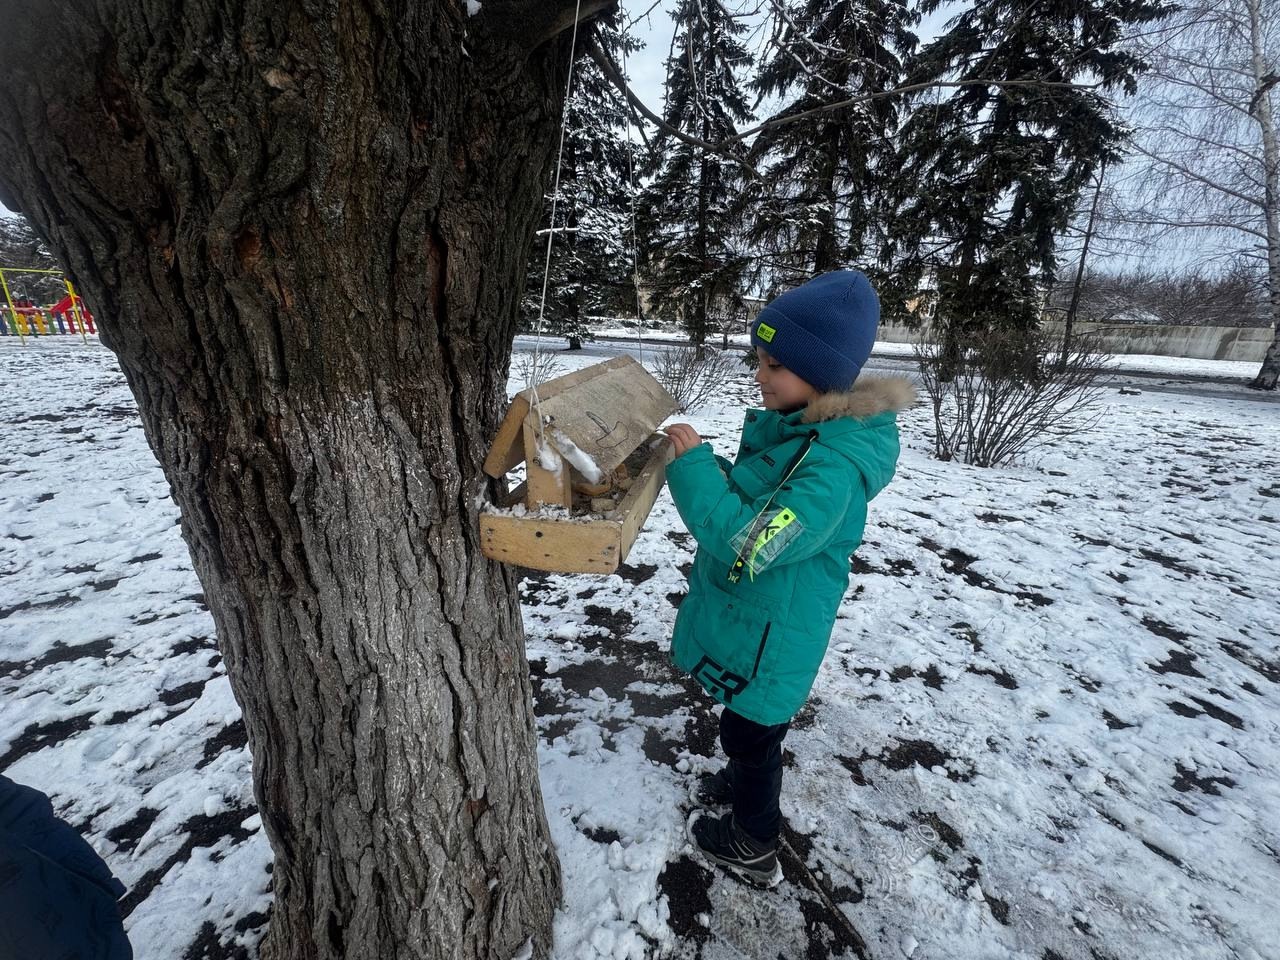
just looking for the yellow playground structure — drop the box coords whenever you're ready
[0,265,96,343]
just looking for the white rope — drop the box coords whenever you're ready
[529,0,585,444]
[619,9,646,366]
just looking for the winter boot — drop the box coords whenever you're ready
[688,811,782,888]
[689,766,735,809]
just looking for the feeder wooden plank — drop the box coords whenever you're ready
[519,356,676,477]
[478,434,674,575]
[515,355,633,402]
[522,418,572,509]
[484,357,638,479]
[483,394,530,478]
[479,513,622,573]
[614,435,673,555]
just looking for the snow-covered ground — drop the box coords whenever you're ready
[3,337,1279,960]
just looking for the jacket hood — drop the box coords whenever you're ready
[800,376,917,423]
[761,375,914,500]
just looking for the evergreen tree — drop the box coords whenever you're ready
[640,0,754,348]
[892,0,1169,334]
[744,0,918,293]
[0,212,66,303]
[522,16,639,350]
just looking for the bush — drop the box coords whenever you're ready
[914,324,1110,467]
[510,350,565,388]
[649,344,738,413]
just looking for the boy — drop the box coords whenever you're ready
[663,270,914,887]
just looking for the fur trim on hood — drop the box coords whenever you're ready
[801,376,917,424]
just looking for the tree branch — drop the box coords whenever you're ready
[729,78,1106,145]
[1250,71,1279,115]
[1129,140,1263,210]
[482,0,617,50]
[590,35,1102,171]
[585,39,763,180]
[1146,69,1258,121]
[1111,211,1268,241]
[1144,121,1262,164]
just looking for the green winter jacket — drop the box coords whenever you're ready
[666,377,915,725]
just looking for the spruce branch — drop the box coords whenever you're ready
[585,38,763,180]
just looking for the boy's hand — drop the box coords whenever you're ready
[664,423,702,458]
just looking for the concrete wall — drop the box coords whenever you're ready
[878,320,1272,362]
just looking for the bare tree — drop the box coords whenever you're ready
[1045,161,1159,330]
[0,3,615,958]
[1046,261,1267,326]
[1124,0,1280,388]
[1057,161,1110,369]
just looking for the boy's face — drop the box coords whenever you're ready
[755,347,818,410]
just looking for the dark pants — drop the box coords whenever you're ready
[719,706,790,844]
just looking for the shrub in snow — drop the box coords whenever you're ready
[648,345,737,413]
[511,350,566,389]
[914,323,1109,467]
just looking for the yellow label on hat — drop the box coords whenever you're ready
[756,321,776,343]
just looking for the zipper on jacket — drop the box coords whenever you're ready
[750,623,772,680]
[728,431,819,585]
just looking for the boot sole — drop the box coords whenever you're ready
[697,846,784,889]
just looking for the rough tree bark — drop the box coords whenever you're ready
[0,2,610,957]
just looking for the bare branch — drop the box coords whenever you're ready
[585,38,763,180]
[1129,141,1264,210]
[624,0,664,30]
[1147,70,1259,120]
[1250,71,1279,115]
[1143,121,1262,164]
[589,28,1105,158]
[1110,211,1269,241]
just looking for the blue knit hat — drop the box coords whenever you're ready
[750,270,880,393]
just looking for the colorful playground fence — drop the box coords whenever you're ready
[0,303,97,337]
[0,266,95,343]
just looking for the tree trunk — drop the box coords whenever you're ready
[694,150,711,354]
[690,14,713,357]
[813,124,841,273]
[1059,161,1107,373]
[1246,0,1280,390]
[0,2,608,956]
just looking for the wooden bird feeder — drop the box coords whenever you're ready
[481,355,679,574]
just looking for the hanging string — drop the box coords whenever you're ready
[529,0,586,445]
[619,8,646,366]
